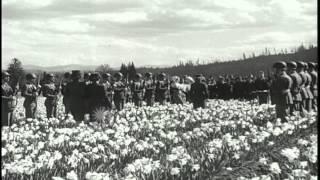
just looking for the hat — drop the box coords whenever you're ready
[71,70,81,79]
[64,72,71,78]
[307,62,315,68]
[273,61,287,69]
[26,73,37,80]
[287,61,297,69]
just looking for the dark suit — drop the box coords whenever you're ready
[190,81,209,109]
[65,81,86,121]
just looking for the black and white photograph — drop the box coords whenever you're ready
[1,0,318,179]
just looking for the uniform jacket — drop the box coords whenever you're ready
[304,72,314,99]
[270,72,293,105]
[310,70,318,97]
[288,71,302,102]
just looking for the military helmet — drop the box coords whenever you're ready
[135,73,142,79]
[102,73,111,79]
[115,72,123,77]
[159,73,166,78]
[26,73,37,80]
[84,72,91,79]
[273,61,287,69]
[307,62,315,68]
[2,71,10,78]
[287,61,297,69]
[46,73,54,78]
[145,72,152,77]
[296,61,305,69]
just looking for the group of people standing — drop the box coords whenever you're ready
[1,60,318,126]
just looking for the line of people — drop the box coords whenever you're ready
[1,61,317,126]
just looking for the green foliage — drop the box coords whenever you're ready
[6,58,25,89]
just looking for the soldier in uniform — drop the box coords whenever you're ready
[2,72,16,127]
[143,72,155,106]
[61,72,71,117]
[22,73,40,119]
[296,61,309,113]
[131,73,144,107]
[42,73,59,118]
[308,62,318,111]
[303,63,314,112]
[190,74,209,109]
[113,72,126,111]
[85,73,106,121]
[101,73,113,110]
[207,77,217,99]
[270,61,293,122]
[155,73,169,105]
[65,70,86,121]
[83,72,91,85]
[254,71,270,104]
[286,62,303,115]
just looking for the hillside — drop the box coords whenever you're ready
[136,47,318,77]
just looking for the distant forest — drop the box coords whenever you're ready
[136,44,318,78]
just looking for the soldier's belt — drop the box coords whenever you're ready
[281,89,290,94]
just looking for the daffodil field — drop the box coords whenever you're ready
[1,97,318,180]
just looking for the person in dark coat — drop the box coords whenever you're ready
[42,73,59,118]
[303,62,314,112]
[207,77,217,99]
[270,61,293,122]
[113,72,126,111]
[254,71,270,104]
[61,72,71,117]
[131,73,144,107]
[308,62,318,111]
[2,72,16,127]
[65,70,86,121]
[190,74,209,109]
[155,73,169,105]
[286,62,303,115]
[232,76,245,100]
[85,73,106,121]
[22,73,40,119]
[101,73,113,110]
[143,72,155,106]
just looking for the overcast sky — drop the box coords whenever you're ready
[2,0,317,68]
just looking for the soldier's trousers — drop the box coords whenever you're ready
[24,102,37,119]
[193,101,205,109]
[312,97,317,111]
[114,99,125,111]
[45,104,57,118]
[145,96,154,106]
[1,111,13,127]
[105,97,113,110]
[275,104,289,123]
[304,99,312,112]
[63,97,70,114]
[290,101,301,115]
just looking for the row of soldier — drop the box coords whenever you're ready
[1,61,317,126]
